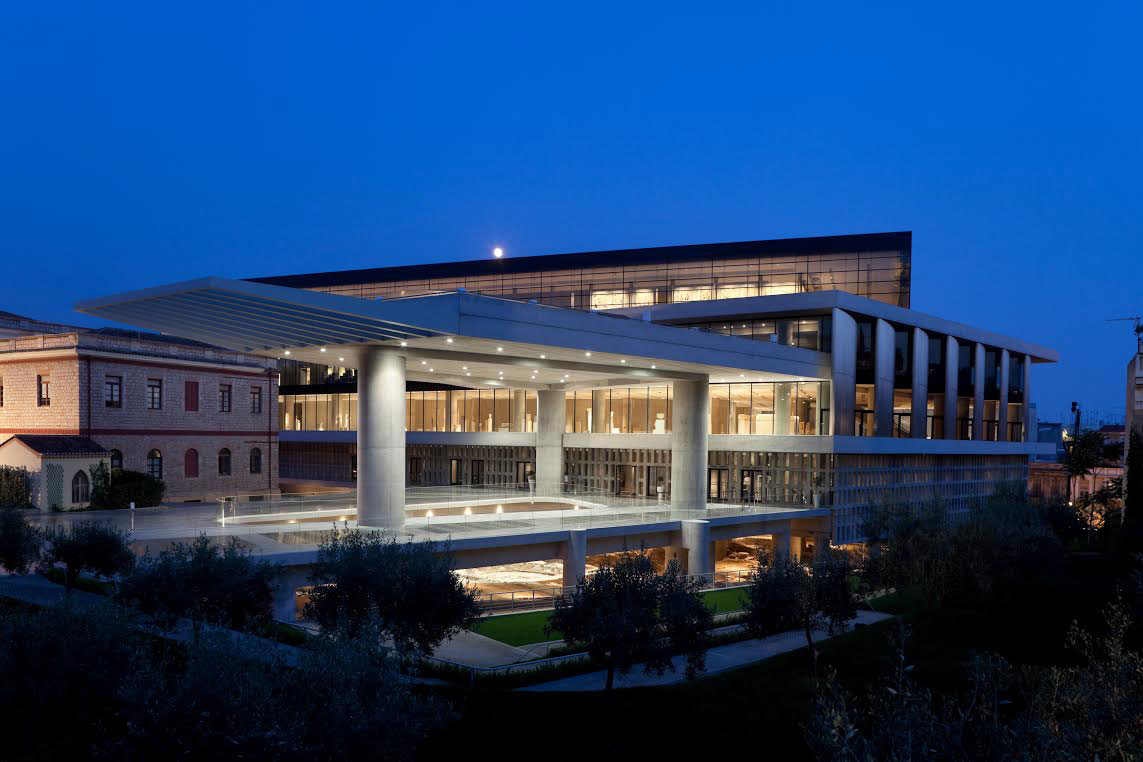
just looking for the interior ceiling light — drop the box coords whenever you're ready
[620,359,626,363]
[338,357,344,362]
[585,351,592,357]
[284,350,291,356]
[400,341,408,347]
[421,360,427,365]
[320,347,326,352]
[496,346,503,352]
[446,337,453,343]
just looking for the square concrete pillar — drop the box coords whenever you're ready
[998,349,1010,441]
[911,327,929,438]
[972,342,986,441]
[874,319,895,437]
[1023,354,1034,442]
[561,529,587,587]
[770,528,792,561]
[536,390,566,493]
[830,308,857,436]
[671,377,709,511]
[944,336,959,440]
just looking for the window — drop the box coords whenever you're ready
[0,377,4,407]
[104,375,122,408]
[110,449,123,470]
[146,449,162,479]
[219,384,232,413]
[71,471,90,504]
[218,448,231,476]
[147,379,162,410]
[184,380,199,412]
[249,447,262,474]
[37,374,50,406]
[184,448,199,478]
[250,386,262,414]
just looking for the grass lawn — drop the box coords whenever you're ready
[471,587,750,647]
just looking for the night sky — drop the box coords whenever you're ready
[2,2,1139,423]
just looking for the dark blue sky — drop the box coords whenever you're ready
[2,2,1139,422]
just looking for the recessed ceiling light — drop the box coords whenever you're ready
[421,360,427,365]
[651,365,656,369]
[585,351,592,357]
[284,350,291,356]
[338,357,344,362]
[540,354,546,359]
[620,359,626,364]
[400,341,408,347]
[429,368,434,372]
[446,337,454,344]
[496,346,503,352]
[466,372,471,376]
[462,365,468,370]
[320,347,326,352]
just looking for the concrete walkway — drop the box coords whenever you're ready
[433,628,535,666]
[520,610,893,691]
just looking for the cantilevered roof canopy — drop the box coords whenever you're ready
[77,277,830,389]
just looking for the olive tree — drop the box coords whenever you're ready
[0,506,42,574]
[548,551,713,690]
[118,534,279,640]
[304,530,481,657]
[41,520,135,593]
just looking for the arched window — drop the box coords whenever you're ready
[71,470,90,504]
[218,448,231,476]
[146,449,162,479]
[249,447,262,475]
[109,449,123,470]
[184,448,199,478]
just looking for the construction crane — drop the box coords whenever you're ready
[1107,316,1142,336]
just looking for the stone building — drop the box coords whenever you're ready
[0,312,278,506]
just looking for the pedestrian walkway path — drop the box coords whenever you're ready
[519,609,893,691]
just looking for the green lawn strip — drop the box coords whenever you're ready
[471,587,749,647]
[471,610,558,647]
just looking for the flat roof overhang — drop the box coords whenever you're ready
[611,290,1058,363]
[76,277,831,388]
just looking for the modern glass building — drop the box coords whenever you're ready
[79,230,1055,549]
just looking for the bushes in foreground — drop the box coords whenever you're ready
[41,521,135,592]
[0,465,31,508]
[118,535,278,639]
[0,603,448,762]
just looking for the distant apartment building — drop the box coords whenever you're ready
[0,311,278,507]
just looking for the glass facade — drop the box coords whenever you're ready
[708,381,829,435]
[565,387,673,434]
[288,249,911,309]
[678,316,831,352]
[278,390,538,433]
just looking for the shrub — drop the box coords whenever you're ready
[106,468,165,508]
[41,520,135,592]
[0,506,42,573]
[305,530,481,657]
[0,465,31,508]
[118,534,278,639]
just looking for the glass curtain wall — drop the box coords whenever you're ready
[708,381,829,435]
[684,316,832,352]
[278,390,538,432]
[565,387,673,433]
[926,335,945,438]
[320,251,912,309]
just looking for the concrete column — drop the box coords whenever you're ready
[357,347,406,528]
[511,389,527,432]
[561,529,587,587]
[591,389,608,434]
[944,336,959,440]
[874,319,895,437]
[536,390,566,493]
[1023,354,1034,442]
[830,308,857,436]
[271,565,311,622]
[680,519,713,576]
[770,528,791,560]
[670,377,710,510]
[998,349,1011,441]
[790,535,804,562]
[972,342,986,441]
[911,327,929,438]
